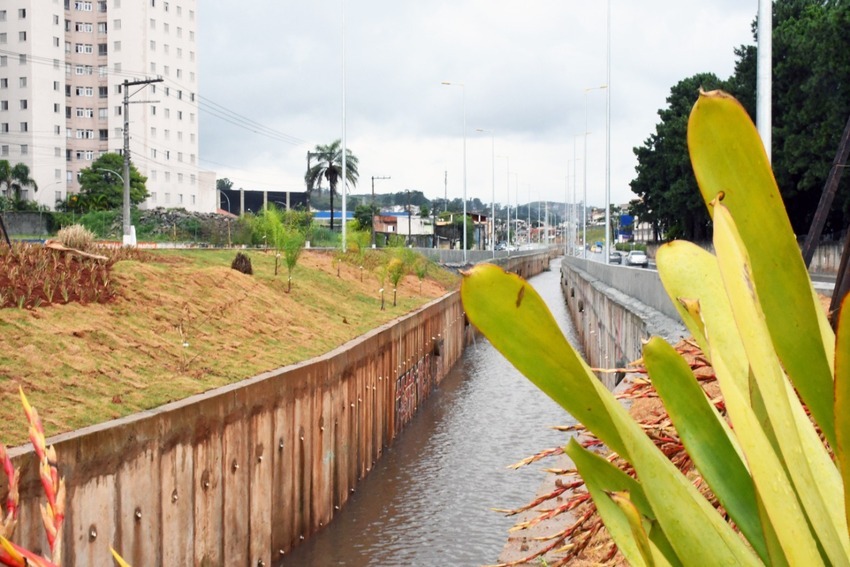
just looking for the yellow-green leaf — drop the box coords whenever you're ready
[643,336,767,562]
[688,89,835,447]
[836,295,850,538]
[712,202,848,563]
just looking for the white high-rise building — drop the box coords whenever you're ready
[0,0,214,212]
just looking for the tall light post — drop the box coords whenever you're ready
[584,85,607,259]
[441,81,467,263]
[219,190,231,213]
[341,0,348,252]
[476,128,495,258]
[604,0,613,264]
[498,155,510,253]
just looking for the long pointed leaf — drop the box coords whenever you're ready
[642,336,766,562]
[461,264,760,565]
[688,90,835,446]
[713,202,848,563]
[836,295,850,539]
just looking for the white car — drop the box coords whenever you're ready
[625,250,648,267]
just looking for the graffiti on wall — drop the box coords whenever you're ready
[394,354,435,434]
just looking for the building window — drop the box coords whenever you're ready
[0,124,7,133]
[0,101,6,111]
[19,54,26,64]
[54,103,60,113]
[150,18,155,30]
[18,32,26,42]
[98,1,106,13]
[150,127,156,137]
[0,33,6,45]
[20,100,27,110]
[75,22,92,32]
[18,77,26,88]
[113,41,121,52]
[98,107,107,119]
[98,44,107,55]
[0,79,7,89]
[0,11,5,22]
[74,1,93,11]
[53,37,60,47]
[18,9,26,19]
[1,146,8,156]
[112,19,120,31]
[98,22,107,33]
[20,122,27,132]
[150,40,156,51]
[0,56,6,67]
[20,145,27,155]
[98,86,107,98]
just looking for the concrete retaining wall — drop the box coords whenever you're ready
[6,251,553,564]
[561,258,687,390]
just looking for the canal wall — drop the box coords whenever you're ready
[6,251,553,565]
[560,257,687,390]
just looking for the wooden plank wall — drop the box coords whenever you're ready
[6,252,551,564]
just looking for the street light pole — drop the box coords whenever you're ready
[476,129,496,258]
[498,155,510,253]
[584,85,607,259]
[605,0,613,264]
[442,81,467,263]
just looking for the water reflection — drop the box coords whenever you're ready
[282,259,578,567]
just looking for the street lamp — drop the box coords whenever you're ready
[219,190,231,213]
[584,85,607,259]
[476,128,495,258]
[497,155,510,254]
[441,81,467,263]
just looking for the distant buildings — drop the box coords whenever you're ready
[0,0,214,211]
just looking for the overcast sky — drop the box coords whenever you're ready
[198,1,757,209]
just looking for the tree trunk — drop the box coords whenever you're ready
[330,181,335,232]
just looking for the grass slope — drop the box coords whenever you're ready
[0,248,457,445]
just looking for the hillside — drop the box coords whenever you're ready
[0,248,458,445]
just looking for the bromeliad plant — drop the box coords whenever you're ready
[461,90,850,566]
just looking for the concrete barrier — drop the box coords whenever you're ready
[6,251,554,564]
[560,258,687,390]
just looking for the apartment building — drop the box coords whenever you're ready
[0,0,214,212]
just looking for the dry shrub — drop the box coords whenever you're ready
[57,224,96,251]
[231,252,253,275]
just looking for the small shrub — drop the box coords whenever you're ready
[231,252,253,275]
[57,223,96,250]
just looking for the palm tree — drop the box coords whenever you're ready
[0,160,38,202]
[304,140,359,231]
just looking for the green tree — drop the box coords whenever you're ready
[353,204,378,231]
[304,140,359,232]
[0,160,38,203]
[630,73,727,241]
[77,153,148,211]
[282,226,306,292]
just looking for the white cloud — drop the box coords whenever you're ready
[200,1,757,207]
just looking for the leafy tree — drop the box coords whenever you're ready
[353,204,378,231]
[216,178,234,192]
[387,257,405,306]
[0,160,37,202]
[304,140,359,231]
[282,226,306,292]
[77,153,148,211]
[629,73,727,241]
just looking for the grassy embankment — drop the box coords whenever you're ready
[0,248,458,445]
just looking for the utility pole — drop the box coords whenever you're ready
[122,77,162,246]
[371,175,390,248]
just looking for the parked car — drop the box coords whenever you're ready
[625,250,648,267]
[608,251,622,264]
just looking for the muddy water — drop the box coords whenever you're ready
[281,259,579,567]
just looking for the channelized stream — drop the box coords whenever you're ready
[282,259,579,566]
